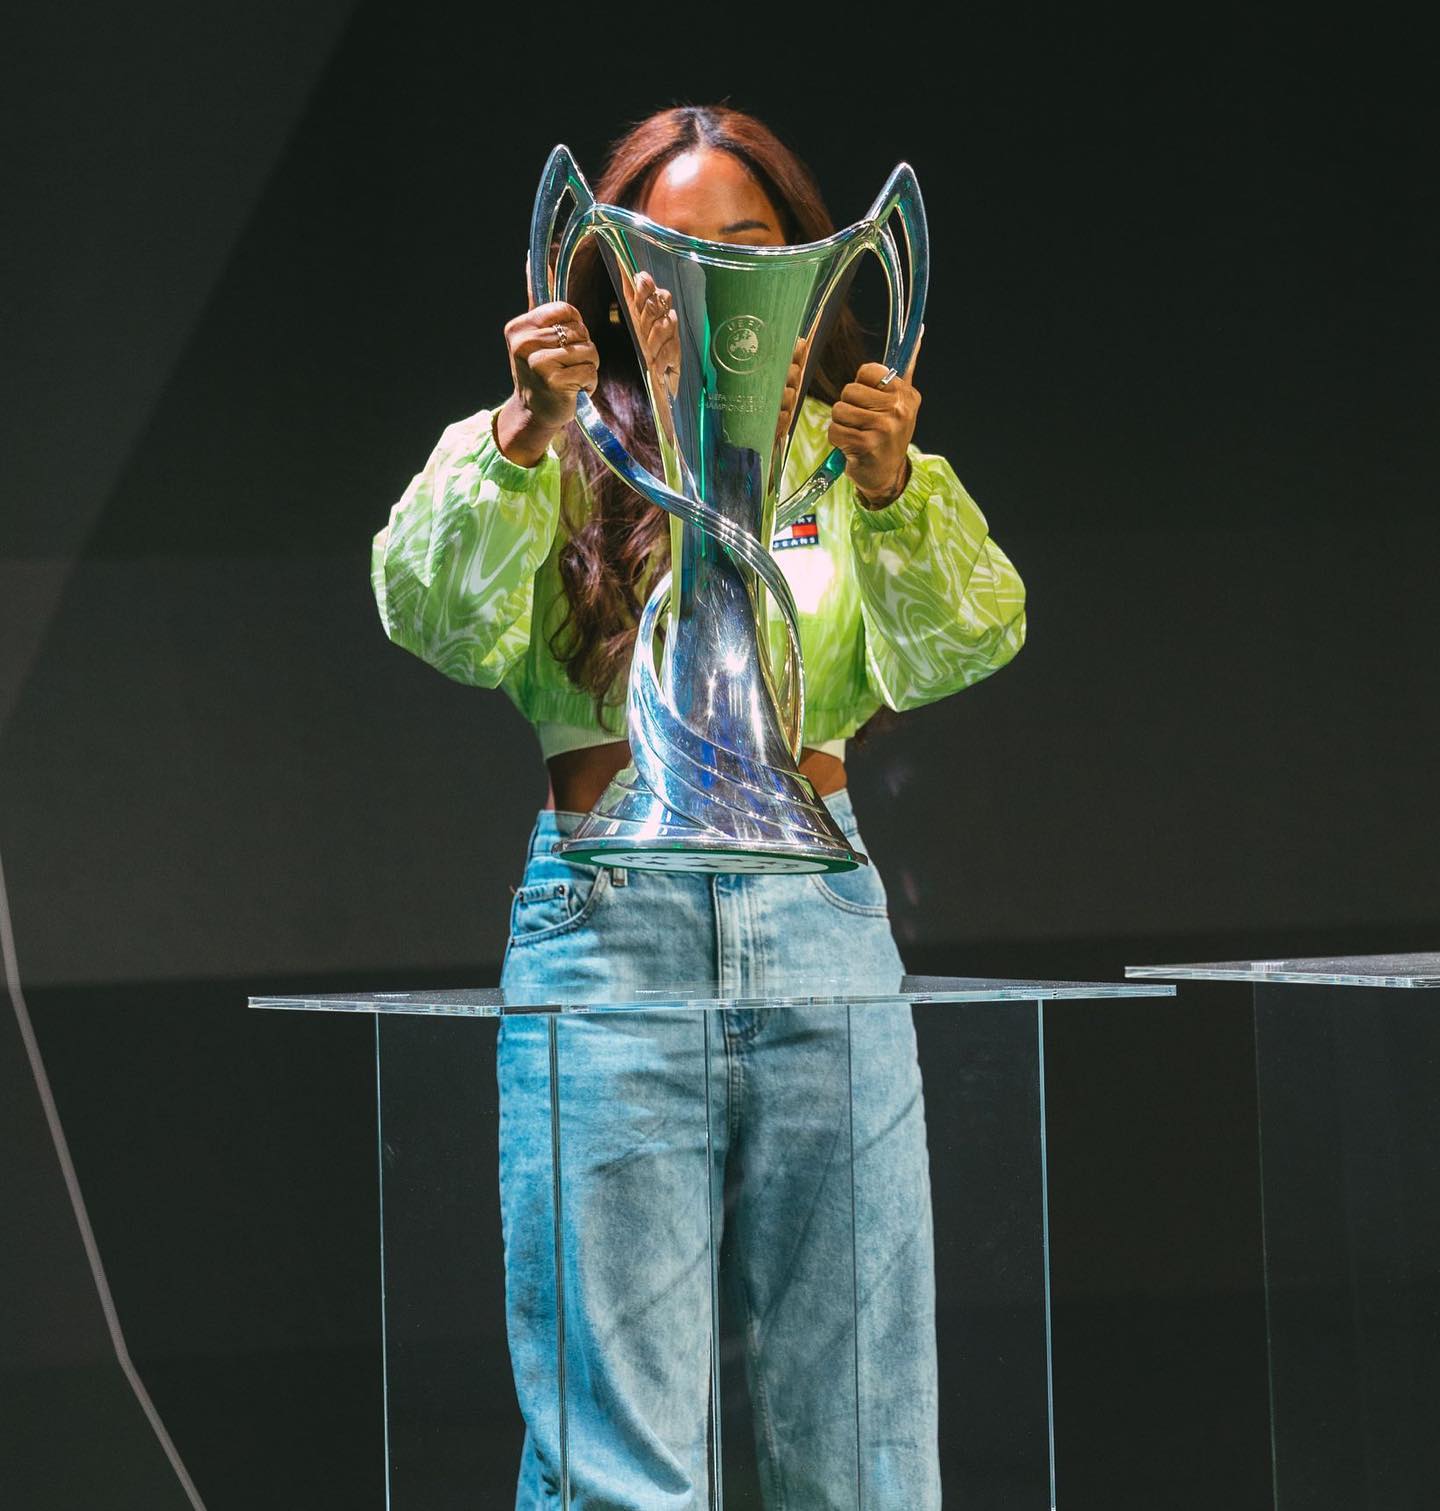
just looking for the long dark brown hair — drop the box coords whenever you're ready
[549,105,870,734]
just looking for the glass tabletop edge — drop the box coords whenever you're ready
[1126,963,1440,989]
[248,980,1177,1016]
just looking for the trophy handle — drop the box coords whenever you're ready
[527,144,693,523]
[775,163,930,532]
[528,145,809,758]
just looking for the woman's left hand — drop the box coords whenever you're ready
[829,339,923,507]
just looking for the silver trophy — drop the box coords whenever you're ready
[529,146,927,874]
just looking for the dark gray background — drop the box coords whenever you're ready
[3,2,1435,1507]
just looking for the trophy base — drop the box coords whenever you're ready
[553,764,866,875]
[555,838,857,875]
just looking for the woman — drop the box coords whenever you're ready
[372,106,1025,1510]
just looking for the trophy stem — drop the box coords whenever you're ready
[664,510,795,780]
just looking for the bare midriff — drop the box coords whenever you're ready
[543,742,847,813]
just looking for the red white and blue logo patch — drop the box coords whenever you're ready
[771,513,819,552]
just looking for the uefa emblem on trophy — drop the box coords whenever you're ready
[528,145,927,875]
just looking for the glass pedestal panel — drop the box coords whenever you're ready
[1127,953,1440,1511]
[254,973,1172,1509]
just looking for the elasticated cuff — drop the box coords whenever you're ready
[849,454,928,533]
[473,410,556,494]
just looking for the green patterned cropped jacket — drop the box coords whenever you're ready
[371,398,1027,749]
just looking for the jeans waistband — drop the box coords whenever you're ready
[526,786,860,859]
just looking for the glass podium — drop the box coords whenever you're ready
[1127,953,1440,1511]
[252,972,1174,1509]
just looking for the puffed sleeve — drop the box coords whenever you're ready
[370,408,563,688]
[848,445,1027,711]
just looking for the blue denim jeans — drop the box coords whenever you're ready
[498,789,940,1509]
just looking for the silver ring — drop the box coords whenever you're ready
[877,367,899,387]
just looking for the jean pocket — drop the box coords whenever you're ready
[808,840,890,917]
[508,862,609,946]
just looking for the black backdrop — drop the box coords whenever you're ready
[3,3,1436,1508]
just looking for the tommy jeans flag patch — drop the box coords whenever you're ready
[771,513,819,551]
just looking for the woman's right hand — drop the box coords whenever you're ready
[494,301,599,467]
